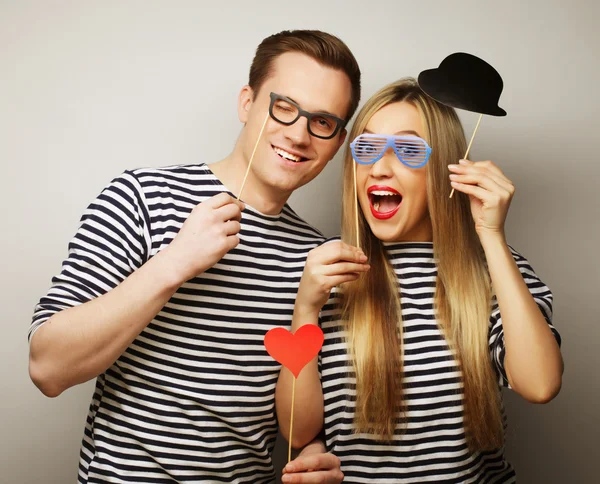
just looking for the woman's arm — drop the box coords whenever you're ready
[481,234,563,402]
[276,241,369,448]
[275,304,325,448]
[449,159,563,403]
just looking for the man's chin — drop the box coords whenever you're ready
[252,167,299,196]
[263,162,315,191]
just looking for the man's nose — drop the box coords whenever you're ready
[284,115,311,146]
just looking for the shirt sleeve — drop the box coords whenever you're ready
[29,171,150,341]
[488,247,561,388]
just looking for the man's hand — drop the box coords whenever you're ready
[281,439,343,483]
[163,192,245,283]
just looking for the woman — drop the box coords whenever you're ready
[276,78,563,483]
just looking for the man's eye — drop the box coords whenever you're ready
[310,115,334,130]
[317,118,333,129]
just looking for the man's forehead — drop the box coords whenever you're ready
[264,53,352,117]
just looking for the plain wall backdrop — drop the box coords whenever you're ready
[1,1,598,482]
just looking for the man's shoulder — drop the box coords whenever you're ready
[279,205,327,243]
[127,162,212,181]
[123,163,224,197]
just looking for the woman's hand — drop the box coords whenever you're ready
[448,159,515,240]
[295,241,370,316]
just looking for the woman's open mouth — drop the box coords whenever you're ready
[368,185,403,220]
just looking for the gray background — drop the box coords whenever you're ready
[1,1,598,482]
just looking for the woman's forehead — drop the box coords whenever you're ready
[365,102,425,137]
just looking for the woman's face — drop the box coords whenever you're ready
[356,101,432,242]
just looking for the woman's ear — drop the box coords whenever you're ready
[238,85,254,123]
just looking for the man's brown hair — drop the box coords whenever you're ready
[249,30,361,122]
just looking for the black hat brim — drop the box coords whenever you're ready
[418,68,507,117]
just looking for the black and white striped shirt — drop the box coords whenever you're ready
[30,163,325,483]
[320,241,560,483]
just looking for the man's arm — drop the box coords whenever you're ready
[30,191,244,397]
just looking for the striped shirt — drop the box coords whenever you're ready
[30,163,325,483]
[320,241,560,483]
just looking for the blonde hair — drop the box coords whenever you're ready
[340,78,503,450]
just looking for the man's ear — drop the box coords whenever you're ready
[238,85,254,123]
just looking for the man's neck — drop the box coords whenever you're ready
[209,152,290,216]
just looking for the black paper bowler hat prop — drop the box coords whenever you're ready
[418,52,507,197]
[418,52,507,116]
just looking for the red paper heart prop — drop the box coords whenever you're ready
[264,325,324,378]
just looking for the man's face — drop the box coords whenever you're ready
[238,52,352,197]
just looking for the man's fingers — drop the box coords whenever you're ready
[223,220,241,236]
[216,202,243,222]
[285,453,341,473]
[283,453,343,484]
[282,470,344,483]
[224,234,240,252]
[204,192,235,209]
[205,192,246,211]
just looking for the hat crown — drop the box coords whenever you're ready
[417,52,506,116]
[439,53,503,102]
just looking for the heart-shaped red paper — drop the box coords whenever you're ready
[264,325,324,378]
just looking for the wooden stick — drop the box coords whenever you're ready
[288,378,296,463]
[353,161,360,248]
[449,113,483,198]
[238,112,269,201]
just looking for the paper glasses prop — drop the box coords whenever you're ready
[264,325,324,463]
[418,52,507,197]
[351,134,432,168]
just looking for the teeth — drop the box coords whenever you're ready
[370,190,399,196]
[374,202,380,211]
[274,147,302,162]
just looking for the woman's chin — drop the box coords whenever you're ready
[368,223,432,243]
[368,224,403,243]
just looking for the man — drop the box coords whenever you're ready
[29,30,361,483]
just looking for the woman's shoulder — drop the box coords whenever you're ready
[506,245,547,281]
